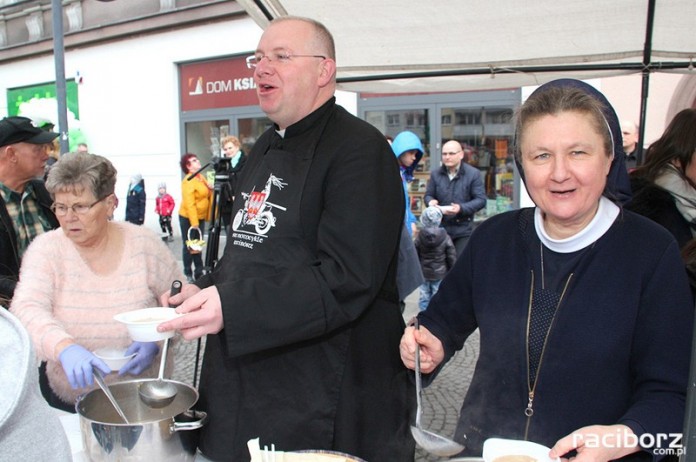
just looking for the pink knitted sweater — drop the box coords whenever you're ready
[10,221,186,404]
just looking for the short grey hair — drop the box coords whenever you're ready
[45,152,117,200]
[271,16,336,60]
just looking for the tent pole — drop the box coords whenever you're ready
[635,0,655,166]
[637,73,649,166]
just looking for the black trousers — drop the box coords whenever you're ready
[180,216,206,279]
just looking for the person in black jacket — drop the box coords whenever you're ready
[400,80,691,460]
[125,173,146,225]
[415,205,456,311]
[159,16,413,462]
[626,108,696,249]
[0,116,60,305]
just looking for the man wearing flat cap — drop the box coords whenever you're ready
[0,116,60,305]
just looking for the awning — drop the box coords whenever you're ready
[236,0,695,94]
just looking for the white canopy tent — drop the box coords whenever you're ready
[237,0,696,457]
[236,0,694,88]
[237,0,695,160]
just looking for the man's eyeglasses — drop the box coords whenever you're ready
[442,151,462,156]
[246,52,326,69]
[51,195,109,217]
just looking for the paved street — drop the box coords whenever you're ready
[164,232,478,461]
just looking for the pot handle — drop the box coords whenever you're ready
[171,411,207,432]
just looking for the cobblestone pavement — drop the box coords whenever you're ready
[165,233,479,461]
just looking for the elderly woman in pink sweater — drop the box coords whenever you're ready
[10,153,185,412]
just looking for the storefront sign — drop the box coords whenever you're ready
[7,80,79,120]
[180,56,258,111]
[6,80,87,151]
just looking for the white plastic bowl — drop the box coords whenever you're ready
[113,307,182,342]
[93,347,136,370]
[483,438,559,462]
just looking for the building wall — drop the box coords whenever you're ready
[601,72,686,146]
[1,16,263,231]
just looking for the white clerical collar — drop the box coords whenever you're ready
[276,129,286,138]
[534,196,619,253]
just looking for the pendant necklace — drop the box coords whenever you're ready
[524,242,573,419]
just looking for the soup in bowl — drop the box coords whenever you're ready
[114,307,182,341]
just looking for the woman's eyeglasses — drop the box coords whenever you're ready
[51,195,109,216]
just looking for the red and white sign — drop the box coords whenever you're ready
[179,56,258,111]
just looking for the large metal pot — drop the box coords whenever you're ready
[76,379,206,461]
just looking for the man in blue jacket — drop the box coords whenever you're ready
[425,139,486,255]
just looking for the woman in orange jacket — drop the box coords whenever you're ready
[179,153,212,282]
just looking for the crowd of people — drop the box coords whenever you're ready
[1,15,695,462]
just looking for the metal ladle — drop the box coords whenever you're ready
[138,337,177,408]
[93,367,130,424]
[138,280,181,408]
[410,319,466,457]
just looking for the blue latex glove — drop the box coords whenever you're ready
[119,341,160,376]
[58,344,111,389]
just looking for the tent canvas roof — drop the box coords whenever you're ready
[237,0,695,93]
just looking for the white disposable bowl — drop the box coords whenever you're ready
[483,438,559,462]
[93,347,136,370]
[113,307,182,342]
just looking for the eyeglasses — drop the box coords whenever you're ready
[51,195,109,217]
[442,151,462,156]
[246,52,326,69]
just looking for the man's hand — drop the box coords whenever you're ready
[550,425,641,462]
[157,285,224,340]
[443,203,461,216]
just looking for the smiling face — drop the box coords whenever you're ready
[520,111,613,239]
[54,186,114,247]
[223,141,238,157]
[252,19,336,129]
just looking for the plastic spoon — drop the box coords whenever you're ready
[410,318,466,457]
[138,280,181,408]
[93,367,130,424]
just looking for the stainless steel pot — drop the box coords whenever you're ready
[76,379,206,462]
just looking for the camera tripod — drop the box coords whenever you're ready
[188,158,233,387]
[203,165,232,276]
